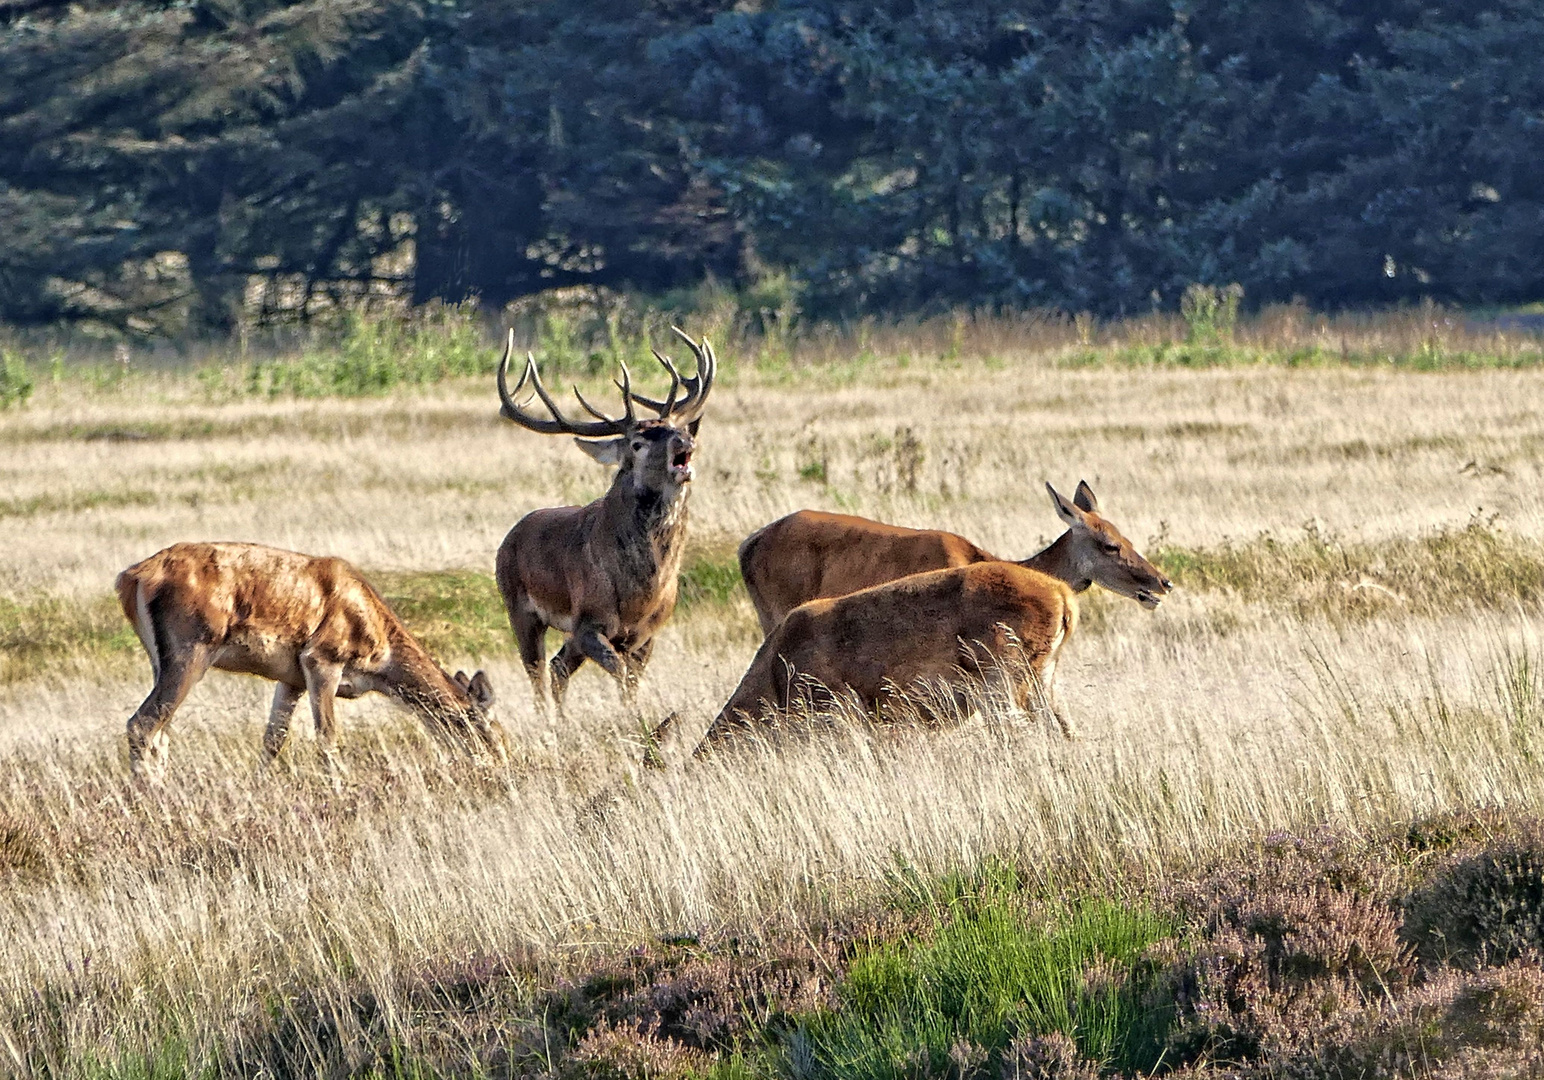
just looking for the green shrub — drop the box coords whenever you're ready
[1180,283,1244,345]
[245,305,489,398]
[0,349,34,408]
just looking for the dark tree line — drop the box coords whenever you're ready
[2,0,1542,333]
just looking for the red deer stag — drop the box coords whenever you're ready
[679,483,1169,753]
[739,480,1171,634]
[495,327,715,714]
[117,542,505,784]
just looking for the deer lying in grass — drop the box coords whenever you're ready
[495,327,715,714]
[117,542,506,784]
[670,483,1169,755]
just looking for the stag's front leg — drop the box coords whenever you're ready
[262,681,305,763]
[552,624,627,710]
[300,652,349,782]
[621,638,654,708]
[548,641,587,714]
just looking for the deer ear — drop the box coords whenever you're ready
[1047,483,1087,528]
[688,416,703,437]
[452,670,471,689]
[468,671,495,709]
[1073,480,1099,513]
[575,437,626,464]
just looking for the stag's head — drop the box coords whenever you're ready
[1047,481,1173,609]
[497,327,715,496]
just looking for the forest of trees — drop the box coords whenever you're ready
[2,0,1541,335]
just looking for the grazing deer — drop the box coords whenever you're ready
[739,480,1171,634]
[116,542,505,784]
[677,483,1169,754]
[495,327,715,714]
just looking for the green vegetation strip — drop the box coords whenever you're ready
[809,893,1174,1078]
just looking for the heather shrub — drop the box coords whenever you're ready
[1404,823,1544,970]
[1160,829,1413,1069]
[546,938,835,1058]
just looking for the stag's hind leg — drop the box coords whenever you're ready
[126,645,212,785]
[509,606,552,713]
[262,682,305,762]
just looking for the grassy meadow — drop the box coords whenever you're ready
[5,307,1544,1076]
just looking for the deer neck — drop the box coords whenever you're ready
[1016,531,1091,592]
[602,474,691,578]
[383,624,466,713]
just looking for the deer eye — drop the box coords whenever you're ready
[1101,541,1121,554]
[632,440,645,452]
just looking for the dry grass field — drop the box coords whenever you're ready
[5,312,1544,1076]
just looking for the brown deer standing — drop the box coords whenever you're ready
[675,483,1169,754]
[495,327,715,714]
[117,542,505,784]
[739,481,1171,634]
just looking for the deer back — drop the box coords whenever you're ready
[738,510,993,635]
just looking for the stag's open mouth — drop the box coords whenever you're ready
[1136,589,1164,609]
[670,447,694,481]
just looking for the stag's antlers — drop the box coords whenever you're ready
[496,326,715,436]
[630,326,716,425]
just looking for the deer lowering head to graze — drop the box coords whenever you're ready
[738,480,1172,634]
[116,542,505,784]
[495,327,715,714]
[680,483,1170,754]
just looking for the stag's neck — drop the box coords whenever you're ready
[1016,531,1089,592]
[603,477,691,575]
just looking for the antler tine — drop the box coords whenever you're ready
[654,349,682,416]
[667,326,716,422]
[628,348,684,416]
[615,359,637,429]
[571,384,617,425]
[572,360,639,430]
[495,328,631,437]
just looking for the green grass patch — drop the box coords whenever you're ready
[0,349,34,409]
[371,569,512,661]
[0,488,160,520]
[678,545,746,611]
[1155,523,1544,619]
[208,306,490,399]
[0,593,140,682]
[798,890,1175,1078]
